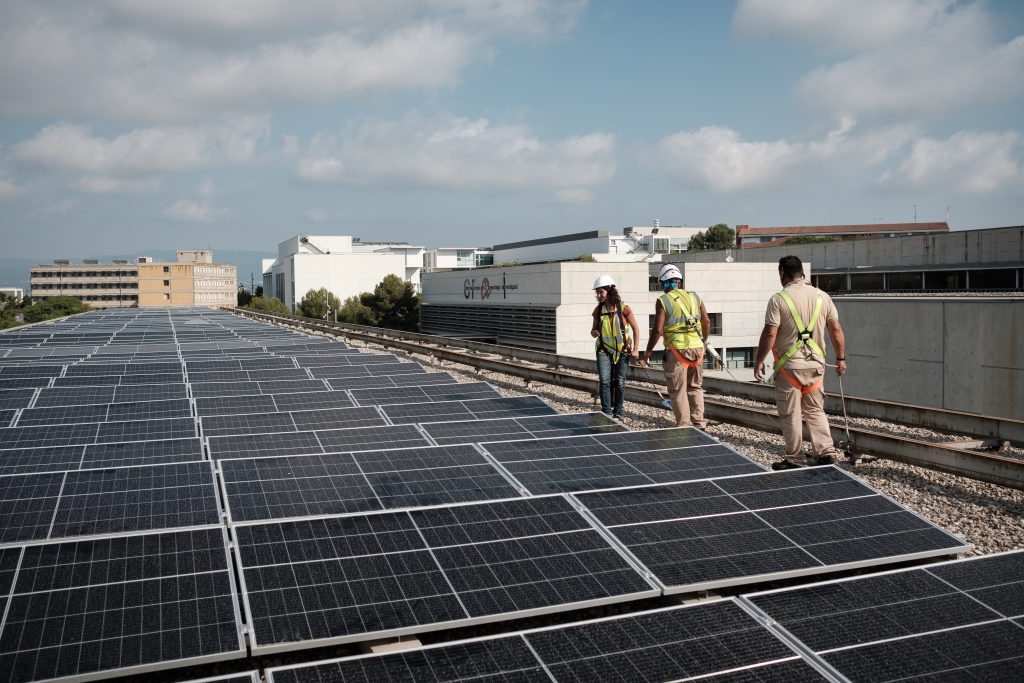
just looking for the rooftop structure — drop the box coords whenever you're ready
[262,234,425,312]
[29,254,237,308]
[737,221,949,248]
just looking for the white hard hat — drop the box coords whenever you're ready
[593,274,616,289]
[659,264,682,281]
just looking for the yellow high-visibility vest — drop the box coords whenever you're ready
[661,290,703,350]
[772,290,825,372]
[595,303,633,362]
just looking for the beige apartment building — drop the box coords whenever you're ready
[31,251,236,308]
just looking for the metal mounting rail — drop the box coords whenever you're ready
[232,308,1024,490]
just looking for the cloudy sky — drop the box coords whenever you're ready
[1,0,1022,260]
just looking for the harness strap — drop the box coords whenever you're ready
[667,344,705,368]
[773,291,825,373]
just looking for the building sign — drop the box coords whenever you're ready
[464,274,519,300]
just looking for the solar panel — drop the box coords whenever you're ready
[573,467,970,594]
[322,372,457,390]
[744,550,1024,682]
[268,598,824,683]
[0,422,100,450]
[202,411,298,438]
[221,444,522,522]
[0,389,35,410]
[207,430,324,460]
[82,437,205,469]
[380,395,555,425]
[313,423,428,453]
[0,445,86,476]
[420,412,626,446]
[478,428,764,494]
[0,472,64,544]
[95,416,197,443]
[233,496,658,654]
[194,393,278,417]
[49,461,221,539]
[271,389,354,412]
[0,527,245,682]
[350,381,499,407]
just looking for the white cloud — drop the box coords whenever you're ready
[36,199,78,215]
[0,2,581,121]
[657,119,911,192]
[197,179,217,198]
[162,198,228,222]
[734,0,954,52]
[0,177,23,199]
[555,188,593,204]
[736,1,1024,119]
[14,118,269,174]
[296,113,615,196]
[72,176,161,194]
[881,131,1022,192]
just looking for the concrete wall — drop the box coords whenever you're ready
[138,263,194,307]
[684,225,1024,269]
[421,261,786,362]
[836,297,1024,419]
[289,252,408,311]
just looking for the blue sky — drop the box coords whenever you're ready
[1,0,1022,260]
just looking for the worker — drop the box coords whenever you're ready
[642,264,710,428]
[591,275,640,419]
[754,255,847,470]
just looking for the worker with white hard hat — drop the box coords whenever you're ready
[642,263,710,428]
[591,274,640,419]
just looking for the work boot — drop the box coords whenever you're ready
[771,460,802,471]
[812,454,837,466]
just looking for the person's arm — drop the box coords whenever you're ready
[753,324,778,381]
[699,302,710,342]
[642,300,665,365]
[624,306,641,358]
[826,319,847,376]
[590,305,601,339]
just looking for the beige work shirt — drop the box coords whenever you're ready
[764,280,839,370]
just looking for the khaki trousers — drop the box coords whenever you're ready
[774,364,838,465]
[664,349,706,428]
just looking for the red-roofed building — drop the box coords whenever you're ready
[736,222,949,248]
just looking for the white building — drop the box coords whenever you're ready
[420,260,795,377]
[262,235,424,312]
[423,248,494,272]
[491,225,704,265]
[0,287,24,303]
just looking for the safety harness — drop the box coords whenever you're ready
[595,302,632,363]
[661,289,704,368]
[772,289,825,395]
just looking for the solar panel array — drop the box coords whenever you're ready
[0,306,987,682]
[267,550,1024,682]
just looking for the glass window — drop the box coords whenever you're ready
[924,270,964,290]
[707,312,722,336]
[969,269,1015,289]
[886,271,922,290]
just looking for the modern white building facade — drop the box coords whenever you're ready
[262,235,424,312]
[423,248,494,272]
[420,260,794,377]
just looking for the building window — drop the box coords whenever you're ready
[707,312,722,336]
[163,266,169,273]
[475,253,494,267]
[726,347,755,369]
[456,250,474,268]
[163,293,170,301]
[163,280,170,287]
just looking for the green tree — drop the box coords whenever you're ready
[298,287,341,320]
[365,274,420,330]
[246,296,289,314]
[23,296,90,323]
[338,295,379,326]
[687,223,736,252]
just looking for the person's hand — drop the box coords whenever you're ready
[629,348,639,360]
[590,329,599,338]
[835,359,847,376]
[753,361,766,381]
[641,351,651,366]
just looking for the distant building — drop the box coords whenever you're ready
[736,222,949,248]
[423,248,494,272]
[262,235,424,312]
[30,252,237,308]
[490,222,703,265]
[0,287,25,303]
[421,260,791,376]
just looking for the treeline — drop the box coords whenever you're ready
[0,295,92,330]
[244,274,420,331]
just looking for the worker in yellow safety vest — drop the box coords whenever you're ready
[591,275,640,419]
[642,264,710,428]
[754,255,848,470]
